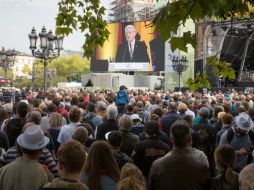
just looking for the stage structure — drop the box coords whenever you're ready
[195,19,254,87]
[81,73,164,90]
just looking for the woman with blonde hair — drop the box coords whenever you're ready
[118,163,145,190]
[211,145,239,190]
[48,113,64,152]
[81,141,120,190]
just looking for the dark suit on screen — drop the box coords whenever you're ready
[115,40,150,63]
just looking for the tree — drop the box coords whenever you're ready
[22,64,32,75]
[0,68,13,79]
[55,0,254,90]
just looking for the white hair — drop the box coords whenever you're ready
[125,25,136,33]
[107,106,118,120]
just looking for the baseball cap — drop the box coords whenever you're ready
[130,114,142,122]
[120,85,127,90]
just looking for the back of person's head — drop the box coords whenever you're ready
[127,104,134,112]
[33,98,42,108]
[106,130,121,147]
[86,102,95,112]
[72,127,89,145]
[150,114,160,122]
[182,115,193,127]
[69,106,82,123]
[118,163,145,190]
[49,112,63,128]
[214,145,235,185]
[238,105,246,113]
[84,141,120,190]
[247,108,254,119]
[136,101,144,109]
[168,102,177,112]
[47,103,58,113]
[239,163,254,190]
[199,107,210,119]
[213,106,224,118]
[178,103,187,113]
[152,107,163,118]
[107,106,118,120]
[223,104,231,113]
[221,113,233,125]
[57,140,86,174]
[144,121,160,138]
[119,115,133,131]
[170,120,191,148]
[120,163,145,183]
[0,108,8,122]
[26,110,41,125]
[16,102,29,118]
[118,177,145,190]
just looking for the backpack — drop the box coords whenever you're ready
[117,91,126,105]
[197,124,211,155]
[82,114,96,130]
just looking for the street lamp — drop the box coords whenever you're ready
[47,68,57,87]
[172,56,188,91]
[0,47,17,86]
[28,26,63,96]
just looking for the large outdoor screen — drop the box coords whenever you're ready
[91,21,167,72]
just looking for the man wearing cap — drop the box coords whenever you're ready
[0,125,50,190]
[130,114,144,136]
[220,113,254,172]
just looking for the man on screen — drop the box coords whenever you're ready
[115,25,150,63]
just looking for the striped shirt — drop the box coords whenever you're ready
[0,147,58,177]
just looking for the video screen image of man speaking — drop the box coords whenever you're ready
[115,25,150,63]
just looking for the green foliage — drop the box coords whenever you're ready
[207,56,235,80]
[185,73,211,91]
[22,64,32,75]
[0,68,13,79]
[13,77,32,89]
[32,55,89,88]
[56,0,110,58]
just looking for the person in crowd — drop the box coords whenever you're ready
[57,106,82,144]
[148,98,162,113]
[193,106,217,175]
[81,141,120,190]
[96,101,107,119]
[0,130,9,151]
[42,140,89,190]
[83,102,103,132]
[239,163,254,190]
[216,113,233,145]
[177,102,188,117]
[4,101,28,147]
[220,113,254,172]
[149,120,210,190]
[40,103,58,130]
[72,126,90,153]
[133,121,169,179]
[160,102,182,137]
[211,145,239,190]
[116,85,129,115]
[96,106,119,140]
[136,101,150,124]
[106,130,133,169]
[130,114,144,136]
[0,125,51,190]
[119,115,140,157]
[0,108,8,130]
[47,112,63,152]
[118,163,146,190]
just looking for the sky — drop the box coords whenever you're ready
[0,0,109,53]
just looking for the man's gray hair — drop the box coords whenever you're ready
[107,106,118,120]
[125,25,136,33]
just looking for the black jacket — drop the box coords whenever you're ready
[115,40,150,63]
[96,119,118,140]
[133,137,170,179]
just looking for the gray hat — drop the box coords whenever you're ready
[96,101,107,109]
[235,113,254,131]
[199,107,210,117]
[17,125,49,150]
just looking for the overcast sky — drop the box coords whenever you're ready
[0,0,109,53]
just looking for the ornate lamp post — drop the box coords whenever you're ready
[48,68,57,87]
[0,47,17,86]
[28,26,63,96]
[172,56,188,91]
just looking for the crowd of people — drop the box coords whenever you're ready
[0,86,253,190]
